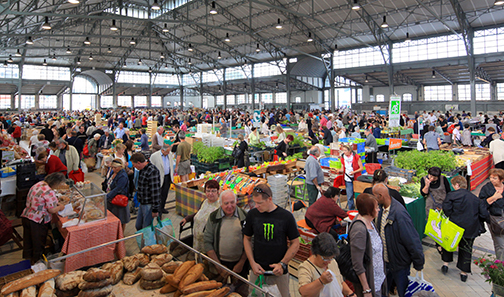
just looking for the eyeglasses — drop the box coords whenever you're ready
[321,256,334,261]
[206,189,218,194]
[253,186,270,197]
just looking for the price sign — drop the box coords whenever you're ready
[253,110,261,127]
[388,138,402,150]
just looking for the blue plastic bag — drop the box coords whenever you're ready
[405,271,435,297]
[135,223,156,249]
[135,217,175,249]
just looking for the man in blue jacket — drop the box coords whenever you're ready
[373,184,425,297]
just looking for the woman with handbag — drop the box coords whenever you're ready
[298,232,354,297]
[349,193,386,297]
[441,176,484,281]
[336,144,364,210]
[234,134,248,168]
[106,158,130,231]
[479,168,504,261]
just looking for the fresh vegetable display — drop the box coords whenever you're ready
[394,150,457,182]
[398,182,421,198]
[286,152,304,161]
[197,146,225,164]
[192,142,205,155]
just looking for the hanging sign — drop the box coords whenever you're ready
[389,96,402,127]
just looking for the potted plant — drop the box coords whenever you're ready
[475,256,504,296]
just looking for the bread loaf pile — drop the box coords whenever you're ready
[55,270,85,297]
[77,268,113,297]
[1,269,60,297]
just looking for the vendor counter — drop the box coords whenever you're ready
[174,184,253,217]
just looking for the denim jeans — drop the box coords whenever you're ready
[345,180,355,210]
[136,203,153,231]
[386,266,410,297]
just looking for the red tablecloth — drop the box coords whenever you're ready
[55,210,126,272]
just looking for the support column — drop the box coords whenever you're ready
[148,73,152,108]
[17,70,22,110]
[179,86,183,110]
[330,55,335,112]
[11,93,15,110]
[387,42,394,97]
[491,83,497,101]
[286,59,291,109]
[223,81,227,110]
[251,64,256,110]
[112,76,118,108]
[200,81,204,108]
[69,77,73,111]
[35,94,40,110]
[452,83,459,101]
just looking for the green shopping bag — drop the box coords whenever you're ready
[424,209,465,252]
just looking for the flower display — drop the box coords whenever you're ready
[475,256,504,286]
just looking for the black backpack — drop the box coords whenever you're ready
[232,145,242,159]
[335,220,370,283]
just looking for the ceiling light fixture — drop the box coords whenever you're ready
[162,24,169,32]
[276,18,283,29]
[138,58,142,65]
[42,17,52,30]
[307,32,313,42]
[365,76,369,83]
[7,55,13,63]
[66,47,72,54]
[188,43,193,52]
[334,44,338,52]
[165,63,168,68]
[77,57,81,65]
[256,44,260,52]
[495,0,504,5]
[42,59,48,66]
[130,38,136,45]
[84,37,91,45]
[432,70,436,78]
[151,0,161,10]
[110,20,118,31]
[123,61,127,67]
[89,54,93,60]
[107,47,112,53]
[380,16,388,28]
[148,67,152,73]
[26,36,34,45]
[188,58,192,65]
[3,61,7,67]
[52,54,57,61]
[209,1,217,14]
[224,33,230,42]
[160,52,165,59]
[68,0,79,4]
[352,0,361,10]
[15,49,22,57]
[405,32,411,43]
[217,51,221,59]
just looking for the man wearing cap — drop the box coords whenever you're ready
[150,144,174,214]
[243,184,300,297]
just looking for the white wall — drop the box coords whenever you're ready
[290,90,322,104]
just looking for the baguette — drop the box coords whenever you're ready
[56,271,85,291]
[160,284,177,294]
[173,261,195,284]
[77,285,112,297]
[141,244,168,255]
[134,253,150,267]
[139,278,166,290]
[199,274,209,282]
[2,269,61,295]
[182,289,216,297]
[78,278,112,290]
[181,281,222,295]
[122,267,142,285]
[162,261,182,274]
[206,287,230,297]
[165,275,178,287]
[38,280,55,297]
[174,291,183,297]
[20,286,36,297]
[150,254,173,267]
[6,292,19,297]
[179,264,204,289]
[82,269,110,282]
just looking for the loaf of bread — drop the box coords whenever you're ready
[141,244,167,255]
[102,261,123,285]
[165,275,177,287]
[206,287,230,297]
[20,286,36,297]
[227,293,242,297]
[55,287,80,297]
[179,264,204,289]
[141,262,163,281]
[122,267,142,285]
[134,253,150,267]
[56,271,85,291]
[78,278,112,290]
[76,285,112,297]
[181,281,222,295]
[82,269,110,283]
[174,290,183,297]
[173,261,195,284]
[139,278,166,290]
[122,256,140,272]
[2,270,61,296]
[150,254,173,267]
[160,284,177,294]
[38,279,55,297]
[5,292,19,297]
[183,289,217,297]
[162,261,182,274]
[199,274,209,282]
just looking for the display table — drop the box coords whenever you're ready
[54,210,126,272]
[404,197,426,239]
[174,184,252,217]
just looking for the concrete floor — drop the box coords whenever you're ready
[0,168,497,297]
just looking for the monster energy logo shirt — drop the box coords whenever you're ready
[242,206,300,273]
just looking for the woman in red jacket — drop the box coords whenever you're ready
[305,187,348,240]
[11,123,21,144]
[37,151,67,176]
[337,144,364,210]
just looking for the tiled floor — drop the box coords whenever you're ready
[0,170,497,297]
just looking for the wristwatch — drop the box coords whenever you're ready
[279,262,288,273]
[362,289,372,294]
[347,293,356,297]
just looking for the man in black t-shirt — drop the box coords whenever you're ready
[243,184,299,297]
